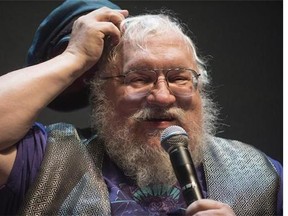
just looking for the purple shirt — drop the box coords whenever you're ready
[0,123,47,215]
[0,124,283,215]
[102,154,283,215]
[102,154,207,215]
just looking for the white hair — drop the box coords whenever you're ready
[90,13,220,187]
[119,14,210,85]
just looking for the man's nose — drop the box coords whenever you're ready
[146,78,176,107]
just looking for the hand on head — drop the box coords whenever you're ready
[64,7,129,72]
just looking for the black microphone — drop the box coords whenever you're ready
[161,125,203,206]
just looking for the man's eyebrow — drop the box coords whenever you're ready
[123,66,151,72]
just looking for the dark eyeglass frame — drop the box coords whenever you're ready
[100,67,201,89]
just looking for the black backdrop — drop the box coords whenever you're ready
[0,1,282,164]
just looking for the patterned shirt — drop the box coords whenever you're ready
[0,123,283,215]
[102,154,208,215]
[0,123,47,215]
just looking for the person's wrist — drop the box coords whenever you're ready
[60,51,93,78]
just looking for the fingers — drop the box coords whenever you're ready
[84,7,128,28]
[74,7,128,44]
[186,199,235,216]
[95,8,129,45]
[95,8,129,28]
[64,7,129,72]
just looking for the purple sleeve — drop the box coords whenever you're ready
[0,123,47,215]
[268,157,283,216]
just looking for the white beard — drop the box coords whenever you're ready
[91,97,205,188]
[103,125,177,188]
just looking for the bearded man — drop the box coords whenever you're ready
[0,0,282,215]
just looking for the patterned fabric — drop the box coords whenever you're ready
[102,154,190,215]
[17,123,280,215]
[203,136,279,215]
[18,123,111,215]
[0,123,47,215]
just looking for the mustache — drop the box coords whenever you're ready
[131,107,185,122]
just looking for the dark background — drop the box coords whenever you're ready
[0,1,282,164]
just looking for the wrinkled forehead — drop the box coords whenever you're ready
[120,33,196,69]
[125,32,189,48]
[99,28,196,77]
[119,14,194,54]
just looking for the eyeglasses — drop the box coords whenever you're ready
[100,67,201,98]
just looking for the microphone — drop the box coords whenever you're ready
[161,125,203,205]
